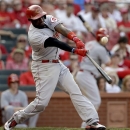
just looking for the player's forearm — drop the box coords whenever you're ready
[44,37,74,53]
[55,24,85,49]
[55,23,71,37]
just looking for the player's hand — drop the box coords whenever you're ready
[74,48,88,57]
[73,37,85,49]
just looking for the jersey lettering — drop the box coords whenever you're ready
[51,17,58,23]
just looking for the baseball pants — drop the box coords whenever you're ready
[12,61,99,126]
[75,70,101,110]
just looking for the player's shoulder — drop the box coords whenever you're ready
[1,89,10,95]
[18,90,27,97]
[45,15,59,23]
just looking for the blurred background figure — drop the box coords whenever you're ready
[96,76,106,92]
[107,1,122,22]
[20,59,35,86]
[78,0,92,16]
[99,3,117,31]
[0,49,5,70]
[67,53,79,77]
[41,2,55,16]
[111,36,130,59]
[1,73,39,128]
[105,72,121,93]
[0,0,19,28]
[54,0,67,18]
[12,0,30,29]
[122,75,130,92]
[6,48,28,70]
[117,8,130,43]
[15,34,32,58]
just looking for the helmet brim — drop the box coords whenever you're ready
[29,11,47,20]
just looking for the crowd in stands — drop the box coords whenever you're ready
[1,0,130,93]
[1,0,130,128]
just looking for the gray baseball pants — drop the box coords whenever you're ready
[12,61,99,126]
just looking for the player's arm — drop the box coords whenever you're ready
[54,24,85,49]
[44,37,88,57]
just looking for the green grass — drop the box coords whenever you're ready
[0,127,130,130]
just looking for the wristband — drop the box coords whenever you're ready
[71,48,75,53]
[67,32,76,40]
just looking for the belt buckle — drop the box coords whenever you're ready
[49,60,53,63]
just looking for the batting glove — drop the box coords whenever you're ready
[73,48,88,57]
[67,32,85,49]
[73,37,85,49]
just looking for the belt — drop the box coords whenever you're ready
[42,59,59,63]
[79,69,96,78]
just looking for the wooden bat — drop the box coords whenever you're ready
[78,15,95,37]
[78,14,112,84]
[86,53,112,84]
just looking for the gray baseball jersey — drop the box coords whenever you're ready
[28,15,62,61]
[1,89,28,108]
[80,40,110,77]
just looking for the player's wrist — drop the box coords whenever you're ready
[67,32,77,41]
[71,48,75,53]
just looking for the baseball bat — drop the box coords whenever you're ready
[86,53,112,84]
[78,14,112,84]
[78,15,95,37]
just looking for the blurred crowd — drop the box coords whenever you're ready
[0,0,130,93]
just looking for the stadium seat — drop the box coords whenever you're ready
[3,28,27,34]
[0,85,36,91]
[1,41,16,53]
[0,70,21,76]
[1,28,27,42]
[19,86,36,91]
[55,87,62,91]
[0,84,8,91]
[1,55,8,62]
[0,76,8,84]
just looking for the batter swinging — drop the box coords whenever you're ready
[4,5,106,130]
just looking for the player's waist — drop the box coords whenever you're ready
[79,69,97,78]
[32,59,60,63]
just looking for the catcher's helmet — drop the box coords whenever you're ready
[26,5,47,20]
[8,73,19,86]
[96,28,109,41]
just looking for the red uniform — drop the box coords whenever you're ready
[12,8,30,26]
[0,44,8,54]
[0,11,15,28]
[20,71,35,86]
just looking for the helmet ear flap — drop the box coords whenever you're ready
[43,15,46,19]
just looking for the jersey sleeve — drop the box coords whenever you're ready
[98,47,110,64]
[1,92,9,108]
[29,32,49,50]
[45,15,63,31]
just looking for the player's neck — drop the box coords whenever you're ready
[10,89,18,95]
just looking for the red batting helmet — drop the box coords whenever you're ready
[96,28,109,41]
[8,73,19,86]
[26,5,47,20]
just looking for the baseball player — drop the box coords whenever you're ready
[1,74,39,128]
[75,28,111,128]
[4,5,106,130]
